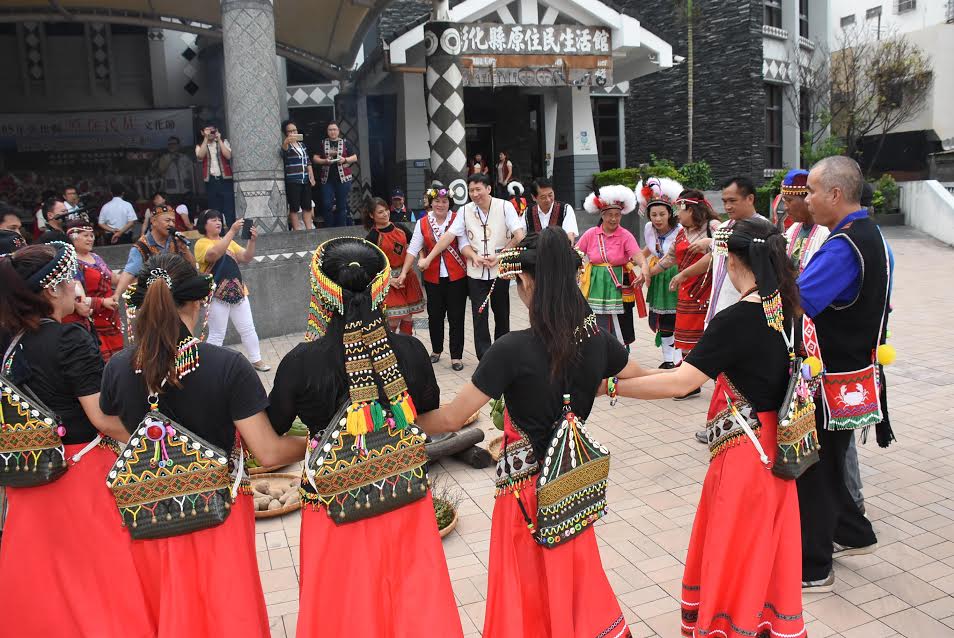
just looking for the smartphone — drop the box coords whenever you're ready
[293,133,304,142]
[241,217,255,240]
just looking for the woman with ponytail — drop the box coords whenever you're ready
[268,237,461,638]
[418,228,656,638]
[612,219,806,638]
[99,253,304,638]
[0,244,153,638]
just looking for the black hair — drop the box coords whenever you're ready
[677,189,720,233]
[196,209,223,235]
[647,202,677,230]
[361,197,389,230]
[167,136,180,144]
[519,228,589,381]
[110,183,125,197]
[151,190,167,202]
[467,173,493,188]
[281,119,297,133]
[728,219,801,323]
[0,210,20,225]
[42,196,62,219]
[861,182,874,208]
[534,177,554,191]
[720,176,756,199]
[62,184,77,194]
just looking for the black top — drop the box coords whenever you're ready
[268,333,439,437]
[1,320,104,444]
[366,223,412,246]
[813,217,889,373]
[472,327,628,459]
[100,343,268,453]
[686,301,790,412]
[320,139,356,184]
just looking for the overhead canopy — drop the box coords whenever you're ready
[0,0,384,76]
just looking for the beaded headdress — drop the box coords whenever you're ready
[25,241,77,292]
[583,185,637,215]
[780,169,809,197]
[304,237,416,437]
[713,225,785,334]
[637,177,683,215]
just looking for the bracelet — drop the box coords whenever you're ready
[607,376,619,406]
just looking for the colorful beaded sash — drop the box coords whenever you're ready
[705,376,760,461]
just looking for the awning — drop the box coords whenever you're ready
[0,0,385,77]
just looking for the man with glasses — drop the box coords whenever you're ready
[419,172,526,359]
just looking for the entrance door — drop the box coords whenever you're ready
[466,124,494,177]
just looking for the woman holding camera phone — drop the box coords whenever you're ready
[193,209,270,372]
[282,119,316,231]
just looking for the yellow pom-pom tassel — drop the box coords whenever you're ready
[804,356,823,378]
[877,344,896,366]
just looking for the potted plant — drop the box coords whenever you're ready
[431,476,463,538]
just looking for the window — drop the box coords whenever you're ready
[591,98,621,172]
[764,0,783,28]
[799,0,809,37]
[765,84,783,169]
[896,0,916,13]
[841,14,856,27]
[866,5,882,19]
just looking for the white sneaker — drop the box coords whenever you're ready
[833,541,878,559]
[802,571,834,593]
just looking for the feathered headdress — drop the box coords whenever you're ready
[637,177,684,215]
[583,185,637,215]
[507,181,525,197]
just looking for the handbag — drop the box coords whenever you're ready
[773,325,820,480]
[303,401,428,524]
[506,394,610,549]
[0,332,68,487]
[107,393,243,539]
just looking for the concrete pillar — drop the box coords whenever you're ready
[397,72,431,200]
[220,0,286,232]
[781,0,801,169]
[424,22,467,188]
[553,87,599,215]
[542,88,558,178]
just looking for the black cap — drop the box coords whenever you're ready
[861,182,875,207]
[391,188,405,199]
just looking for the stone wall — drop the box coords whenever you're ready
[618,0,767,184]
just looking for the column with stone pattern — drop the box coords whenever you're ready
[220,0,287,233]
[423,22,468,191]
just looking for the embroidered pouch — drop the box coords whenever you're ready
[214,277,245,305]
[0,334,67,487]
[303,402,428,524]
[822,364,882,431]
[773,353,820,480]
[107,402,242,540]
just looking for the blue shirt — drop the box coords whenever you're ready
[123,233,178,277]
[798,210,894,318]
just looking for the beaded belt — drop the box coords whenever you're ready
[706,397,760,460]
[494,431,539,496]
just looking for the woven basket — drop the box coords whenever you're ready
[434,498,459,538]
[251,472,302,519]
[488,434,504,462]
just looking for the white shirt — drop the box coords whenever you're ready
[99,196,137,230]
[207,140,231,177]
[537,202,579,237]
[706,212,769,326]
[35,208,47,229]
[408,213,455,278]
[450,198,524,251]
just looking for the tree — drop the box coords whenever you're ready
[829,26,932,172]
[673,0,696,162]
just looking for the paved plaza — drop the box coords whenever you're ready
[249,226,954,638]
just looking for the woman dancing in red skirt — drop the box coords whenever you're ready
[419,228,657,638]
[0,243,152,638]
[614,219,805,638]
[269,237,461,638]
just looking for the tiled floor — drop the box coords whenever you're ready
[245,226,954,637]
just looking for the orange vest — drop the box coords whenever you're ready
[420,212,466,284]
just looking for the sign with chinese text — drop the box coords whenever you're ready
[457,24,612,87]
[0,109,195,152]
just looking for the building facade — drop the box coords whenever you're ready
[622,0,829,184]
[829,0,954,178]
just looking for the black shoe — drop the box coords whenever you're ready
[430,353,442,363]
[675,388,701,401]
[451,361,464,372]
[659,362,676,369]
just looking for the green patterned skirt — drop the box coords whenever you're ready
[586,265,625,315]
[647,265,679,316]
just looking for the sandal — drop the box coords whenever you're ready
[430,353,442,363]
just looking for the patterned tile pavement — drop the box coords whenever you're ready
[243,226,954,638]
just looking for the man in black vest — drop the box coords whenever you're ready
[797,156,886,592]
[525,178,578,243]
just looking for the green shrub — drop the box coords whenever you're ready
[873,174,899,214]
[593,167,640,189]
[593,155,713,192]
[755,170,786,215]
[680,160,714,190]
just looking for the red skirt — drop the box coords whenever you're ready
[297,493,462,638]
[681,408,805,637]
[484,482,630,638]
[130,493,269,638]
[384,270,426,320]
[0,444,155,638]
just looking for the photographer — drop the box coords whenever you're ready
[38,197,69,244]
[313,121,357,227]
[195,122,236,226]
[281,119,315,231]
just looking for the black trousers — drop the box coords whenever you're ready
[797,411,878,581]
[468,277,510,360]
[424,277,468,359]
